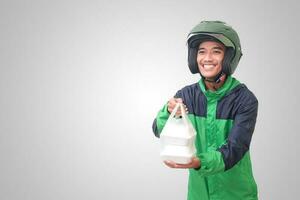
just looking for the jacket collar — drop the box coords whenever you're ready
[198,76,240,99]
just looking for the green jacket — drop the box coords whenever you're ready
[152,76,258,200]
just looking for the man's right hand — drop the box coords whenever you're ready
[167,98,188,117]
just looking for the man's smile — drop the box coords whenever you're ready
[202,64,216,70]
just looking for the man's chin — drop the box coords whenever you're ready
[200,73,217,79]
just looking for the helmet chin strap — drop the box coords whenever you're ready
[201,71,225,84]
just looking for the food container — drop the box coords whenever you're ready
[160,103,197,164]
[160,145,196,164]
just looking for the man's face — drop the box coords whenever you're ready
[197,41,225,79]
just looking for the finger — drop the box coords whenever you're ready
[177,106,188,115]
[173,161,195,168]
[164,160,177,168]
[167,99,173,108]
[175,110,181,116]
[167,104,172,113]
[167,98,176,113]
[176,98,183,103]
[173,164,191,168]
[176,158,200,169]
[185,108,189,113]
[164,162,173,168]
[192,157,201,168]
[176,157,199,168]
[183,105,189,113]
[164,160,172,166]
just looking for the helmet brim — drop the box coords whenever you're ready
[188,33,235,49]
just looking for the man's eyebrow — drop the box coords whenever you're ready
[212,46,224,50]
[198,46,224,50]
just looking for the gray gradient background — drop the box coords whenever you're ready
[0,0,299,199]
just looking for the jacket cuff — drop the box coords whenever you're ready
[156,104,170,134]
[194,151,225,177]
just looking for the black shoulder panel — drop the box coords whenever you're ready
[216,84,257,120]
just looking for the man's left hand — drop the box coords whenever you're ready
[164,157,201,169]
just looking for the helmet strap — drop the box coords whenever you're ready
[201,71,225,84]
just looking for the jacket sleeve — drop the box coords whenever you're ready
[195,97,258,176]
[152,104,170,138]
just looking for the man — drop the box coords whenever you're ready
[152,21,258,200]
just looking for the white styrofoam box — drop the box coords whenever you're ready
[160,145,196,164]
[160,118,196,146]
[160,133,195,146]
[159,103,197,165]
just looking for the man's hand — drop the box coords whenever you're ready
[164,157,201,169]
[167,98,188,117]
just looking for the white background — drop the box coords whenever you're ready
[0,0,299,199]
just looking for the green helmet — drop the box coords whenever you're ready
[187,21,242,76]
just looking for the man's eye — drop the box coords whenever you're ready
[213,51,222,54]
[198,50,205,54]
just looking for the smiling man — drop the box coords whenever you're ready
[152,21,259,200]
[197,40,226,91]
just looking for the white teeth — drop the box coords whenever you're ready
[203,65,215,70]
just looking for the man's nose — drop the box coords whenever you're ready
[204,52,213,61]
